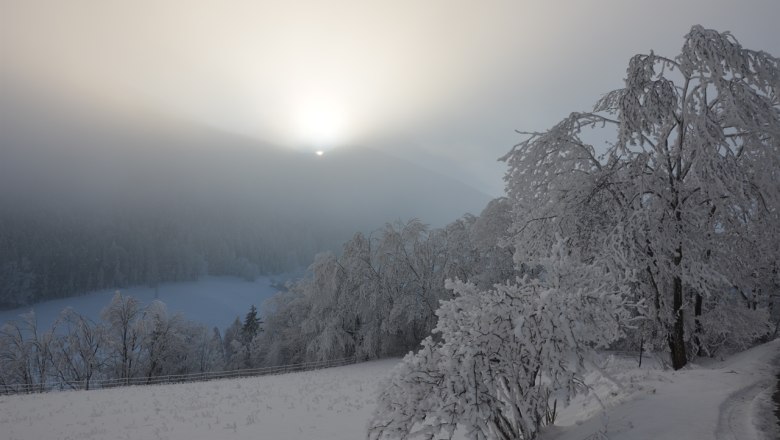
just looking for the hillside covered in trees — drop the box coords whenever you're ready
[0,84,490,308]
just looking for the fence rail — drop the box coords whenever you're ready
[0,356,356,396]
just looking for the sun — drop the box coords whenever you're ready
[293,96,349,150]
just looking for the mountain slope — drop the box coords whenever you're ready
[0,82,491,306]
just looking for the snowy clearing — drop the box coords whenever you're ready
[0,341,777,440]
[0,359,398,440]
[0,275,291,332]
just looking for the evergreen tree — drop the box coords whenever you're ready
[242,305,262,344]
[238,305,263,368]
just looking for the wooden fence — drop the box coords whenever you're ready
[0,356,356,395]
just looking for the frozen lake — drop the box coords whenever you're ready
[0,275,293,332]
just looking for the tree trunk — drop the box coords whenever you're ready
[668,191,688,370]
[667,274,687,370]
[693,292,703,357]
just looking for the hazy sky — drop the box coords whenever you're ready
[3,0,780,195]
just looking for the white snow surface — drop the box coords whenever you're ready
[0,275,291,331]
[542,339,780,440]
[0,341,777,440]
[0,359,398,440]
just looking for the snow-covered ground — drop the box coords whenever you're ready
[0,275,292,332]
[543,339,780,440]
[0,341,777,440]
[0,359,398,440]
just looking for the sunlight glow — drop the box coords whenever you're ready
[315,150,324,156]
[1,2,542,158]
[293,97,349,149]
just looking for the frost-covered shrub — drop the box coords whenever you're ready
[370,242,630,440]
[695,305,773,357]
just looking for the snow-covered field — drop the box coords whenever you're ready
[0,341,777,440]
[0,359,398,440]
[0,275,292,332]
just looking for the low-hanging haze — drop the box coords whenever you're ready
[3,0,780,195]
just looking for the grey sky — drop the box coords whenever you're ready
[2,0,779,196]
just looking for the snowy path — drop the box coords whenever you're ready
[716,377,775,440]
[543,339,780,440]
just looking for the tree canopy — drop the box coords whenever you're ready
[503,24,779,370]
[370,25,779,440]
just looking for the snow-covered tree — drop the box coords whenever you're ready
[301,251,359,361]
[259,288,311,366]
[0,311,54,392]
[25,311,54,392]
[369,25,778,440]
[0,317,34,392]
[222,316,246,370]
[258,215,508,367]
[136,301,190,380]
[50,308,105,390]
[370,240,631,440]
[192,326,224,373]
[375,220,451,354]
[101,292,144,381]
[503,25,779,369]
[469,198,516,289]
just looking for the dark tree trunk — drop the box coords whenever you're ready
[667,191,688,370]
[668,274,687,370]
[693,292,703,356]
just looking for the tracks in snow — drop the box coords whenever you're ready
[716,377,775,440]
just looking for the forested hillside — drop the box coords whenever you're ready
[0,85,490,308]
